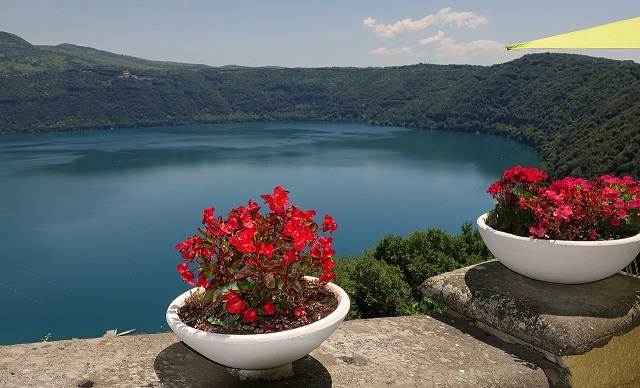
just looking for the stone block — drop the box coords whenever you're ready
[423,260,640,388]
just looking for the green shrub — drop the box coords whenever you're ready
[370,222,491,300]
[333,222,493,319]
[333,255,412,319]
[332,255,363,320]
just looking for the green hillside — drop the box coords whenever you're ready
[1,31,639,179]
[0,31,207,73]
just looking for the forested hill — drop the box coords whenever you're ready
[1,31,639,179]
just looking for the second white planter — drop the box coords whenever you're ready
[477,213,640,284]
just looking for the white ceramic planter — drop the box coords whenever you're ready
[477,213,640,284]
[166,277,349,380]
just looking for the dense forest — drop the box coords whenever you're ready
[1,31,639,179]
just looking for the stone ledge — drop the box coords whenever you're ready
[0,315,555,387]
[422,260,640,387]
[422,260,640,357]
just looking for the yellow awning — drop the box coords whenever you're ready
[507,16,640,50]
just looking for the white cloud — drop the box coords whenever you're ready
[363,7,487,39]
[369,47,417,56]
[418,30,452,46]
[363,7,509,64]
[419,31,505,61]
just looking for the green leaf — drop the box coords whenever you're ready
[207,316,227,328]
[222,283,240,293]
[263,273,276,289]
[291,279,304,293]
[207,287,225,306]
[236,278,256,292]
[228,314,240,325]
[202,288,216,307]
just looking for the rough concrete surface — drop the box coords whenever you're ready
[422,260,640,356]
[0,315,556,387]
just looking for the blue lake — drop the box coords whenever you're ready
[0,122,540,344]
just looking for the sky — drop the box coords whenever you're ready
[2,1,640,68]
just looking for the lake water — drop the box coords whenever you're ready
[0,122,540,345]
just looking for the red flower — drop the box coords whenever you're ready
[229,227,256,254]
[226,294,246,315]
[180,269,195,286]
[263,303,276,315]
[224,290,239,301]
[176,263,188,274]
[294,306,306,319]
[322,214,338,233]
[257,242,274,259]
[196,273,210,289]
[545,190,564,205]
[283,249,299,266]
[175,186,340,328]
[176,263,195,285]
[261,186,289,213]
[603,187,620,200]
[242,309,258,323]
[175,241,191,252]
[219,217,238,235]
[201,207,216,225]
[318,236,336,258]
[319,272,336,283]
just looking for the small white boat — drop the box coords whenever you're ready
[117,329,136,336]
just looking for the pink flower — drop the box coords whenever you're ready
[603,187,620,200]
[553,204,573,221]
[486,167,640,241]
[614,200,627,209]
[545,190,564,205]
[529,226,547,238]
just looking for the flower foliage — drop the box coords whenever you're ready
[487,166,640,240]
[175,186,338,326]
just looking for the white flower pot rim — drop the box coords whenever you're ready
[166,276,350,371]
[167,277,349,341]
[478,213,640,245]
